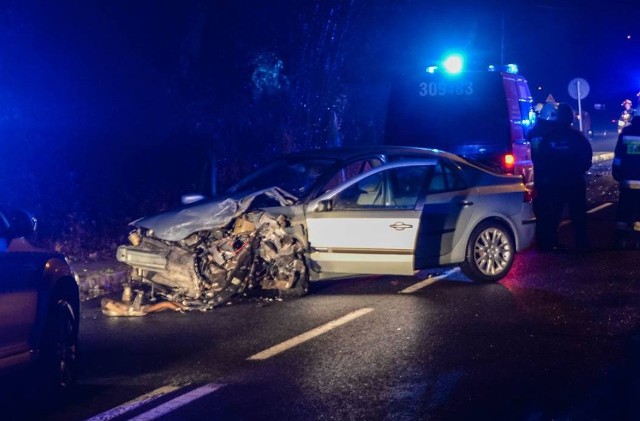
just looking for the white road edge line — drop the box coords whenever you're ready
[247,308,374,361]
[560,202,613,227]
[127,383,224,421]
[399,267,460,294]
[84,385,180,421]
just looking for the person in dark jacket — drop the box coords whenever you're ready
[613,108,640,248]
[532,103,593,251]
[529,102,558,248]
[527,102,558,154]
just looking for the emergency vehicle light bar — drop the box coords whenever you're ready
[487,64,519,74]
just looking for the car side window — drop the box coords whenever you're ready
[332,165,428,210]
[427,160,466,193]
[332,172,384,209]
[317,158,383,196]
[389,165,430,208]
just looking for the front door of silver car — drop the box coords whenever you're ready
[305,161,433,278]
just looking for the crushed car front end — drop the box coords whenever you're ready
[115,189,310,313]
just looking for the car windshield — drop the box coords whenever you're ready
[226,157,338,198]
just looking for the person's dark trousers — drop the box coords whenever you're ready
[566,180,590,249]
[535,182,588,250]
[534,184,562,250]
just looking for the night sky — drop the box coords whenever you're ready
[2,1,638,133]
[0,0,638,249]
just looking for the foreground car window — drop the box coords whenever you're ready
[317,158,383,196]
[226,157,338,197]
[333,165,429,210]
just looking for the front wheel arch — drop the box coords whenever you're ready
[460,219,515,283]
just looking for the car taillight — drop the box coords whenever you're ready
[503,153,515,170]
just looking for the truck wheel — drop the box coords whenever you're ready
[460,221,514,282]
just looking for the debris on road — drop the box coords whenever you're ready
[100,297,184,317]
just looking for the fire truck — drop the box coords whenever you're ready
[384,59,535,187]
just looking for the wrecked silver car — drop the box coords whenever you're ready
[115,146,536,313]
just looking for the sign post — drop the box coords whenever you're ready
[568,78,590,132]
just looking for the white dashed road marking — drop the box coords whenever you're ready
[399,267,460,294]
[127,383,224,421]
[560,202,612,227]
[85,385,180,421]
[587,202,613,214]
[247,307,374,361]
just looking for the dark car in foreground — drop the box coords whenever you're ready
[116,146,535,311]
[0,207,79,395]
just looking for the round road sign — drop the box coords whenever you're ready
[568,78,590,100]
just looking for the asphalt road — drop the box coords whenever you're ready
[8,161,640,421]
[589,130,617,153]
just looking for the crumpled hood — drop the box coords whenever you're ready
[132,187,298,241]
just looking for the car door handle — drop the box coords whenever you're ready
[389,222,413,231]
[457,200,474,207]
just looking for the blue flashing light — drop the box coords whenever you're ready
[442,54,464,74]
[425,58,519,75]
[506,63,519,74]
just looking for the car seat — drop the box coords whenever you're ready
[356,174,383,205]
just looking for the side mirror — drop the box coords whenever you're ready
[315,199,333,212]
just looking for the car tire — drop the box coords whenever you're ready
[460,220,515,282]
[39,295,79,393]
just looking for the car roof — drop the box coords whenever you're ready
[281,145,465,163]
